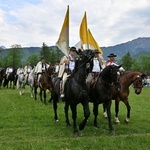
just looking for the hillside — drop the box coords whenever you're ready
[0,37,150,61]
[101,37,150,59]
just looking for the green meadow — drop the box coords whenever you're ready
[0,86,150,150]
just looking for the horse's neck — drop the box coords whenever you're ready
[74,64,87,84]
[121,72,139,87]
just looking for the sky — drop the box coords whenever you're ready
[0,0,150,48]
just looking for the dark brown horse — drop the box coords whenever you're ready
[52,49,95,136]
[34,66,53,104]
[0,68,5,88]
[89,65,121,133]
[103,71,146,124]
[3,70,16,89]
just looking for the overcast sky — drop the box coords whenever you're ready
[0,0,150,48]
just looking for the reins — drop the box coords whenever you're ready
[76,55,92,70]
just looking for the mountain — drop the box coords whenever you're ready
[0,37,150,61]
[101,37,150,60]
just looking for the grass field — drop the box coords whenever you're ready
[0,85,150,150]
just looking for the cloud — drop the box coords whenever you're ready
[0,0,150,48]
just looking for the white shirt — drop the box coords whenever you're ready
[17,68,24,75]
[92,58,101,72]
[69,54,75,71]
[107,61,125,71]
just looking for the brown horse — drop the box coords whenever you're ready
[103,71,146,124]
[34,66,53,104]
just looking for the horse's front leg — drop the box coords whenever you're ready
[105,100,114,134]
[93,102,99,127]
[64,102,71,127]
[43,90,46,105]
[79,100,90,130]
[115,98,120,124]
[53,94,59,122]
[103,103,108,118]
[70,104,78,136]
[30,85,33,97]
[123,99,131,123]
[34,86,37,100]
[40,88,43,102]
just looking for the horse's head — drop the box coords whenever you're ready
[132,73,146,94]
[77,49,95,63]
[102,65,121,90]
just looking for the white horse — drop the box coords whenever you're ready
[17,73,25,95]
[27,67,35,97]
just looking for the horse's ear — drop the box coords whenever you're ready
[76,49,82,55]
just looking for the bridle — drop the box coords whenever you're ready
[99,66,120,91]
[132,75,143,89]
[76,54,92,69]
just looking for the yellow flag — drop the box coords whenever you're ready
[79,12,89,50]
[88,29,103,55]
[56,5,69,56]
[88,29,106,68]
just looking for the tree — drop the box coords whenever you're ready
[25,54,39,67]
[40,43,51,62]
[121,52,133,71]
[139,54,150,72]
[3,44,23,69]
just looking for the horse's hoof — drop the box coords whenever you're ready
[66,123,71,128]
[55,119,59,123]
[109,130,115,135]
[79,124,84,131]
[124,119,129,124]
[94,125,99,128]
[74,131,79,137]
[115,121,120,125]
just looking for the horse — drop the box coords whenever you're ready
[103,71,146,124]
[34,66,53,104]
[16,73,26,95]
[3,70,16,89]
[52,49,95,136]
[26,67,35,97]
[0,68,5,88]
[89,65,121,133]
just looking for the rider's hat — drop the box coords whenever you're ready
[70,47,76,52]
[94,49,100,53]
[107,53,117,57]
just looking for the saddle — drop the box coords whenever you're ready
[90,72,100,88]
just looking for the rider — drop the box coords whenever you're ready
[34,56,49,85]
[107,53,125,73]
[58,47,77,98]
[86,49,103,90]
[5,65,13,79]
[24,62,32,84]
[17,65,24,76]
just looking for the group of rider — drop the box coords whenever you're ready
[5,47,125,96]
[56,47,125,98]
[5,62,32,84]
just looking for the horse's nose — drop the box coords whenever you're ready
[135,90,141,95]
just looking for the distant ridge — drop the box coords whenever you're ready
[0,37,150,61]
[101,37,150,59]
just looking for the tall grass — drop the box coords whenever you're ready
[0,86,150,150]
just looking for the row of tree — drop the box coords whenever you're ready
[0,43,63,69]
[0,44,150,73]
[120,52,150,73]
